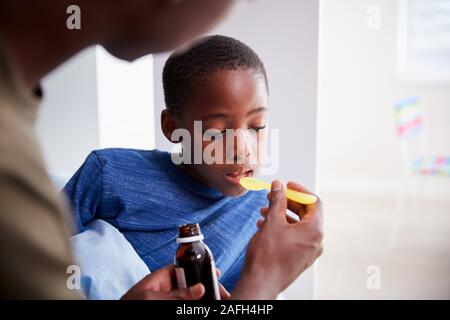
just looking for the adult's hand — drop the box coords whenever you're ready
[232,180,324,299]
[121,264,230,300]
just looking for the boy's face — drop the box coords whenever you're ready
[175,69,268,197]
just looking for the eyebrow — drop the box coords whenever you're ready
[246,106,267,117]
[201,107,267,121]
[201,112,230,121]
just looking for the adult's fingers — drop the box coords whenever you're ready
[268,191,305,222]
[256,219,264,229]
[286,181,315,195]
[219,283,231,299]
[265,180,287,224]
[285,198,307,220]
[286,181,321,222]
[260,207,268,218]
[171,283,205,300]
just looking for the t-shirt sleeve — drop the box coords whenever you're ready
[62,152,103,234]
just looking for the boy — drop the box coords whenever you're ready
[64,35,270,293]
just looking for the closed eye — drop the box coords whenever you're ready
[204,128,227,138]
[250,125,266,132]
[204,125,266,138]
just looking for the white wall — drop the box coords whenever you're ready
[36,47,99,174]
[36,46,155,175]
[318,0,450,198]
[152,0,320,299]
[96,47,155,150]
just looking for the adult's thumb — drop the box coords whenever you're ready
[171,283,205,300]
[266,180,287,222]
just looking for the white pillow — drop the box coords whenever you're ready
[71,219,150,299]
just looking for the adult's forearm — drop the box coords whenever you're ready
[231,266,280,300]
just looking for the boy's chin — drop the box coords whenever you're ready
[220,185,248,197]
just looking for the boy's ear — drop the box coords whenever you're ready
[161,109,178,142]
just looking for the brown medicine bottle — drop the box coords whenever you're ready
[175,223,220,300]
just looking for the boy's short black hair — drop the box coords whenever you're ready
[162,35,268,115]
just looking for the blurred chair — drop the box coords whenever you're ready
[389,97,450,249]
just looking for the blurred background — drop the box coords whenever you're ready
[35,0,449,299]
[317,0,450,299]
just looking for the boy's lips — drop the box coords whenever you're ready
[224,169,254,187]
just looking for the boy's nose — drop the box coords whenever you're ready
[234,151,251,163]
[229,130,252,163]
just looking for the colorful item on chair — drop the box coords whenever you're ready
[394,97,423,138]
[410,156,450,176]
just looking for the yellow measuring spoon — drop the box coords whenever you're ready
[240,177,317,205]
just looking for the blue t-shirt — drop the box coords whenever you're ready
[63,148,267,291]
